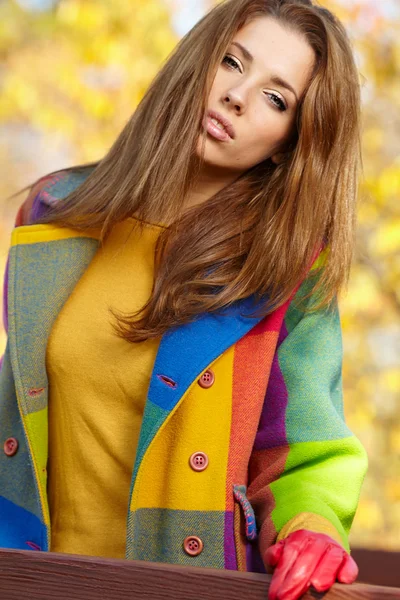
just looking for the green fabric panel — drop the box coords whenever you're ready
[25,407,48,503]
[284,275,322,332]
[126,507,225,568]
[270,437,368,551]
[281,278,348,442]
[8,237,99,415]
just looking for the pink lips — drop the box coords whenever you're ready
[204,110,235,142]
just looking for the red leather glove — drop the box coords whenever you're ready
[264,529,358,600]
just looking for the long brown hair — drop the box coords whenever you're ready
[20,0,361,342]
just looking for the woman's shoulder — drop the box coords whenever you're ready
[39,167,95,206]
[15,166,95,226]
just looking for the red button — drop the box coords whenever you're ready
[183,536,204,556]
[4,437,19,457]
[198,369,215,389]
[189,452,209,472]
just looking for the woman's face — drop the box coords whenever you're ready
[197,16,316,173]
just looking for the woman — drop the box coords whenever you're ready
[0,1,367,599]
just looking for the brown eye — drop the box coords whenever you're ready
[265,92,287,112]
[222,55,242,72]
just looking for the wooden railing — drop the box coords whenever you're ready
[0,548,399,600]
[352,548,400,589]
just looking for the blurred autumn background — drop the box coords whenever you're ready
[0,0,399,550]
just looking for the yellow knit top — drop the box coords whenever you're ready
[46,217,164,558]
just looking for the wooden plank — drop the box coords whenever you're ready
[0,549,399,600]
[352,548,400,588]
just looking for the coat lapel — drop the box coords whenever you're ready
[7,224,100,522]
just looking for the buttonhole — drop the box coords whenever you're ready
[157,374,177,388]
[28,387,45,397]
[25,541,41,551]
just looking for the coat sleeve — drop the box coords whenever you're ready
[247,269,368,557]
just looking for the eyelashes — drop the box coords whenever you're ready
[266,92,287,112]
[223,54,242,71]
[222,54,287,112]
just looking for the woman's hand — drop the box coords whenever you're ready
[264,529,358,600]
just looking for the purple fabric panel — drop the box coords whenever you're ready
[30,191,50,223]
[2,255,9,334]
[246,540,267,573]
[253,321,289,451]
[224,511,237,570]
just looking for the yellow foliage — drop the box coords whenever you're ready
[372,220,400,255]
[354,498,384,530]
[385,480,400,503]
[341,270,382,316]
[382,369,400,394]
[377,166,400,202]
[390,427,400,453]
[363,127,384,154]
[0,0,177,155]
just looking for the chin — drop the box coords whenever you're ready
[195,137,248,173]
[196,146,230,170]
[202,157,237,172]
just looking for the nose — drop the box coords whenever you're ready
[223,88,246,114]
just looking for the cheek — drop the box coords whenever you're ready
[239,112,292,157]
[207,69,229,103]
[238,121,279,159]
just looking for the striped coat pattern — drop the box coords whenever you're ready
[0,170,367,571]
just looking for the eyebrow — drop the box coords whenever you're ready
[231,41,299,103]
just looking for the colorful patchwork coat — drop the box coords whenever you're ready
[0,169,367,571]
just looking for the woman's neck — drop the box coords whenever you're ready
[182,165,241,213]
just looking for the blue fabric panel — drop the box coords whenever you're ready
[43,168,95,201]
[0,495,47,551]
[148,295,265,412]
